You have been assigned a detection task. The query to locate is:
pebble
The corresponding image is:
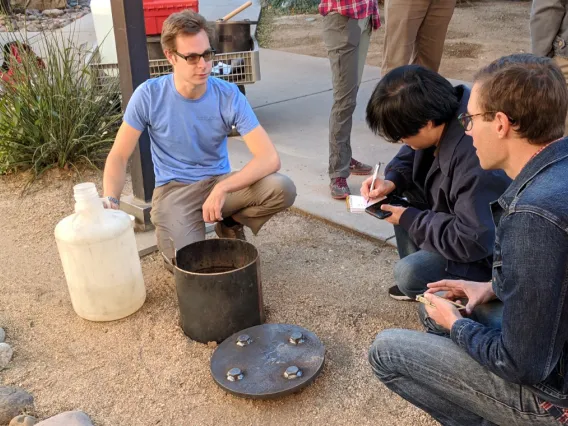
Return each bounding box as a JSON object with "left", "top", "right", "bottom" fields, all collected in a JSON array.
[
  {"left": 0, "top": 327, "right": 5, "bottom": 343},
  {"left": 0, "top": 6, "right": 90, "bottom": 32},
  {"left": 306, "top": 17, "right": 316, "bottom": 22},
  {"left": 10, "top": 415, "right": 37, "bottom": 426},
  {"left": 0, "top": 342, "right": 13, "bottom": 369},
  {"left": 35, "top": 411, "right": 93, "bottom": 426},
  {"left": 42, "top": 9, "right": 65, "bottom": 18},
  {"left": 0, "top": 387, "right": 34, "bottom": 425}
]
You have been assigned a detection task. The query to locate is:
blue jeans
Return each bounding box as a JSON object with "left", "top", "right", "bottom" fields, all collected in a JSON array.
[
  {"left": 393, "top": 225, "right": 454, "bottom": 298},
  {"left": 369, "top": 328, "right": 558, "bottom": 425}
]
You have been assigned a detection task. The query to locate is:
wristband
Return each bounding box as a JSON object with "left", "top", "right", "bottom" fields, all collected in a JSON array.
[{"left": 107, "top": 196, "right": 120, "bottom": 206}]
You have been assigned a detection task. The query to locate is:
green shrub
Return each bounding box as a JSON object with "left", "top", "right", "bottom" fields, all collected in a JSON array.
[
  {"left": 262, "top": 0, "right": 319, "bottom": 14},
  {"left": 0, "top": 29, "right": 122, "bottom": 178}
]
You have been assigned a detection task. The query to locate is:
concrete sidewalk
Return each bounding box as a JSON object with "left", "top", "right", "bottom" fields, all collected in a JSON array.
[{"left": 228, "top": 48, "right": 401, "bottom": 244}]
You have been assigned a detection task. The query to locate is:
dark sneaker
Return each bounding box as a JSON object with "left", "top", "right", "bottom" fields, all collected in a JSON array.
[
  {"left": 388, "top": 285, "right": 415, "bottom": 301},
  {"left": 349, "top": 158, "right": 373, "bottom": 175},
  {"left": 215, "top": 222, "right": 246, "bottom": 240},
  {"left": 330, "top": 177, "right": 351, "bottom": 199}
]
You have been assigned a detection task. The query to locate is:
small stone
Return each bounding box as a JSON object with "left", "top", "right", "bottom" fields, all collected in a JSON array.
[
  {"left": 0, "top": 387, "right": 34, "bottom": 425},
  {"left": 26, "top": 15, "right": 38, "bottom": 21},
  {"left": 26, "top": 9, "right": 41, "bottom": 16},
  {"left": 0, "top": 343, "right": 13, "bottom": 369},
  {"left": 27, "top": 24, "right": 40, "bottom": 31},
  {"left": 10, "top": 415, "right": 37, "bottom": 426},
  {"left": 42, "top": 9, "right": 64, "bottom": 18},
  {"left": 0, "top": 328, "right": 5, "bottom": 343},
  {"left": 306, "top": 17, "right": 316, "bottom": 22},
  {"left": 35, "top": 411, "right": 93, "bottom": 426}
]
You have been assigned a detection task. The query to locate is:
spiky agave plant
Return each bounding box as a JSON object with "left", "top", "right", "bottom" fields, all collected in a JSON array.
[{"left": 0, "top": 27, "right": 122, "bottom": 178}]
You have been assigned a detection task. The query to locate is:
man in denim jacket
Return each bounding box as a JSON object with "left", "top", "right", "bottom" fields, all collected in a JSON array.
[{"left": 369, "top": 54, "right": 568, "bottom": 424}]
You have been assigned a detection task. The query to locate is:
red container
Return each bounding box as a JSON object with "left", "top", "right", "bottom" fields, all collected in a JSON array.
[{"left": 143, "top": 0, "right": 199, "bottom": 36}]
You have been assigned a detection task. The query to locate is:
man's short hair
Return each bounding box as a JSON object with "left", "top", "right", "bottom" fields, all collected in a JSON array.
[
  {"left": 474, "top": 54, "right": 567, "bottom": 145},
  {"left": 161, "top": 9, "right": 213, "bottom": 53},
  {"left": 366, "top": 65, "right": 460, "bottom": 143}
]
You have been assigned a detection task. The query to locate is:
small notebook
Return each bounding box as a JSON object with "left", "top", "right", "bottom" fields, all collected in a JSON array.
[{"left": 346, "top": 195, "right": 372, "bottom": 213}]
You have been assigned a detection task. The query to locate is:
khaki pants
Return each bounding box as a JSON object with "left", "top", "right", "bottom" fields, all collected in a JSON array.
[
  {"left": 322, "top": 13, "right": 372, "bottom": 179},
  {"left": 381, "top": 0, "right": 456, "bottom": 75},
  {"left": 150, "top": 173, "right": 297, "bottom": 259},
  {"left": 555, "top": 56, "right": 568, "bottom": 136}
]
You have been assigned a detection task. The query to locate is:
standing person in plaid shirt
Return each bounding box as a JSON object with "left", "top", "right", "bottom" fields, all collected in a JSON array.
[
  {"left": 319, "top": 0, "right": 380, "bottom": 199},
  {"left": 381, "top": 0, "right": 455, "bottom": 75}
]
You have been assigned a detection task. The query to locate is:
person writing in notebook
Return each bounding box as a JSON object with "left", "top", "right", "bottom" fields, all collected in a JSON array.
[{"left": 361, "top": 65, "right": 510, "bottom": 301}]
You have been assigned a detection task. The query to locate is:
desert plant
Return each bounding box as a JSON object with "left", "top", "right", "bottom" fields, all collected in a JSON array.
[
  {"left": 263, "top": 0, "right": 319, "bottom": 14},
  {"left": 0, "top": 28, "right": 122, "bottom": 178}
]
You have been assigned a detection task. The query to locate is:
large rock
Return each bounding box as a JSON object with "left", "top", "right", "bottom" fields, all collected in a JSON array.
[
  {"left": 0, "top": 342, "right": 13, "bottom": 369},
  {"left": 10, "top": 0, "right": 66, "bottom": 11},
  {"left": 36, "top": 411, "right": 93, "bottom": 426},
  {"left": 0, "top": 387, "right": 34, "bottom": 425}
]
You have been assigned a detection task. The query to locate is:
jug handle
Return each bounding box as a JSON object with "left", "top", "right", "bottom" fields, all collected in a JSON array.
[{"left": 163, "top": 237, "right": 177, "bottom": 268}]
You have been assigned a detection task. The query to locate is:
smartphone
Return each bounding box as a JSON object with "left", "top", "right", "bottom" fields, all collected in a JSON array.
[{"left": 365, "top": 194, "right": 410, "bottom": 220}]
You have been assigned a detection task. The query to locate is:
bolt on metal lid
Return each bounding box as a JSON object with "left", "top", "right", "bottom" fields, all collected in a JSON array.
[{"left": 210, "top": 324, "right": 325, "bottom": 399}]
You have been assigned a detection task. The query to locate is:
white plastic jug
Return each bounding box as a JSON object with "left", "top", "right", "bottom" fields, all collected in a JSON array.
[{"left": 54, "top": 183, "right": 146, "bottom": 321}]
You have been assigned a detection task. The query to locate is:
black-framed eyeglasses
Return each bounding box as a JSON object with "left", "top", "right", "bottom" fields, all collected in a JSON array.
[
  {"left": 173, "top": 48, "right": 216, "bottom": 65},
  {"left": 458, "top": 112, "right": 515, "bottom": 131}
]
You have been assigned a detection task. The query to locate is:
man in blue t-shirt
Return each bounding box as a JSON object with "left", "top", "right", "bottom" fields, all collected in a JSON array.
[{"left": 102, "top": 10, "right": 296, "bottom": 269}]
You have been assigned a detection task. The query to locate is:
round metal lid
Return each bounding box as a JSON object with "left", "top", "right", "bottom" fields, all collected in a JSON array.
[{"left": 210, "top": 323, "right": 325, "bottom": 399}]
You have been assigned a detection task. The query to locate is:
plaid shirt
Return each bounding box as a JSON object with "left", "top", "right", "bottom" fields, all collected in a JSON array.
[
  {"left": 319, "top": 0, "right": 381, "bottom": 30},
  {"left": 540, "top": 401, "right": 568, "bottom": 424}
]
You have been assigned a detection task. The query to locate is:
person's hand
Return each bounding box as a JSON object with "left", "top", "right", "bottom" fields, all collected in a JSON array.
[
  {"left": 102, "top": 196, "right": 120, "bottom": 210},
  {"left": 426, "top": 279, "right": 495, "bottom": 315},
  {"left": 202, "top": 185, "right": 227, "bottom": 223},
  {"left": 380, "top": 204, "right": 407, "bottom": 225},
  {"left": 424, "top": 292, "right": 463, "bottom": 330},
  {"left": 360, "top": 177, "right": 395, "bottom": 200}
]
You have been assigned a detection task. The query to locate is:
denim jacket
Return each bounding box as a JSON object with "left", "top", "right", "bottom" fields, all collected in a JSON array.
[{"left": 450, "top": 138, "right": 568, "bottom": 406}]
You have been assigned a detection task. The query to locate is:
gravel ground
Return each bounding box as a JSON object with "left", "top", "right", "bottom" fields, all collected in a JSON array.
[{"left": 0, "top": 170, "right": 436, "bottom": 425}]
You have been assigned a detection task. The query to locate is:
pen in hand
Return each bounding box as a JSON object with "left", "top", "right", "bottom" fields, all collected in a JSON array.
[{"left": 367, "top": 163, "right": 382, "bottom": 202}]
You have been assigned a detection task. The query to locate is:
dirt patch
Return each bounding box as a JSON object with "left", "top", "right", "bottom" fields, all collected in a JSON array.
[
  {"left": 443, "top": 41, "right": 483, "bottom": 59},
  {"left": 0, "top": 171, "right": 436, "bottom": 425},
  {"left": 261, "top": 0, "right": 532, "bottom": 81}
]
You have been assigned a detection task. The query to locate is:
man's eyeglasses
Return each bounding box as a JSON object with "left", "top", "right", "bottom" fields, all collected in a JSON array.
[
  {"left": 458, "top": 112, "right": 515, "bottom": 131},
  {"left": 173, "top": 49, "right": 216, "bottom": 65}
]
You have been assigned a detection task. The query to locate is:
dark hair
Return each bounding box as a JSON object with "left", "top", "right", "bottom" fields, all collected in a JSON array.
[
  {"left": 366, "top": 65, "right": 460, "bottom": 142},
  {"left": 473, "top": 54, "right": 567, "bottom": 145},
  {"left": 161, "top": 9, "right": 213, "bottom": 53}
]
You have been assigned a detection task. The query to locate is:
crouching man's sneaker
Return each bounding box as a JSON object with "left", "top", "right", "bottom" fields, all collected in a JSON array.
[
  {"left": 388, "top": 285, "right": 415, "bottom": 301},
  {"left": 330, "top": 177, "right": 351, "bottom": 199},
  {"left": 215, "top": 222, "right": 246, "bottom": 240}
]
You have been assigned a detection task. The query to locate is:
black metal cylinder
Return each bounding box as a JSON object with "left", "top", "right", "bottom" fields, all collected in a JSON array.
[
  {"left": 174, "top": 239, "right": 265, "bottom": 343},
  {"left": 213, "top": 21, "right": 253, "bottom": 53}
]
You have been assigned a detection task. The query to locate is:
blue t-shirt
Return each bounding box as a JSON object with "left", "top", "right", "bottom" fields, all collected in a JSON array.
[{"left": 123, "top": 75, "right": 260, "bottom": 187}]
